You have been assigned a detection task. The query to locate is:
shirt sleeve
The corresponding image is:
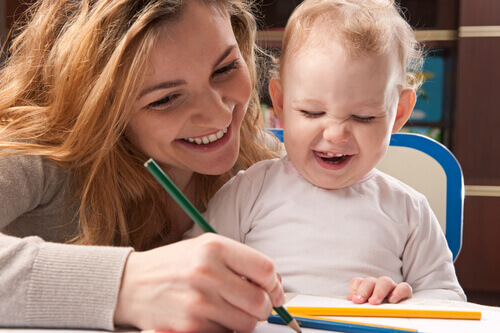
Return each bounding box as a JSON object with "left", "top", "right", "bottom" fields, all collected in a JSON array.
[
  {"left": 402, "top": 195, "right": 466, "bottom": 301},
  {"left": 0, "top": 154, "right": 133, "bottom": 329},
  {"left": 203, "top": 161, "right": 272, "bottom": 242},
  {"left": 203, "top": 171, "right": 252, "bottom": 241},
  {"left": 0, "top": 234, "right": 133, "bottom": 329}
]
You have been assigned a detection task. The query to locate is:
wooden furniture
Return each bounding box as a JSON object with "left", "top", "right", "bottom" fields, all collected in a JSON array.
[{"left": 452, "top": 0, "right": 500, "bottom": 307}]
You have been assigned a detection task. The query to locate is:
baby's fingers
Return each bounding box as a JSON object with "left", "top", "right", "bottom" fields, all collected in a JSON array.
[
  {"left": 348, "top": 277, "right": 363, "bottom": 301},
  {"left": 387, "top": 282, "right": 413, "bottom": 303},
  {"left": 368, "top": 276, "right": 397, "bottom": 305},
  {"left": 351, "top": 277, "right": 377, "bottom": 304}
]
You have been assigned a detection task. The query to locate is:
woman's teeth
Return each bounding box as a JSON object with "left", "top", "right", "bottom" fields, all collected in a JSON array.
[{"left": 184, "top": 127, "right": 228, "bottom": 145}]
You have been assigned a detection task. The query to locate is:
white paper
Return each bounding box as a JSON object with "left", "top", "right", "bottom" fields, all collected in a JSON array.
[{"left": 256, "top": 294, "right": 500, "bottom": 333}]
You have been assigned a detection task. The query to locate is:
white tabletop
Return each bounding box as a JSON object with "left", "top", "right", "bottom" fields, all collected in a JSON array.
[{"left": 1, "top": 294, "right": 499, "bottom": 333}]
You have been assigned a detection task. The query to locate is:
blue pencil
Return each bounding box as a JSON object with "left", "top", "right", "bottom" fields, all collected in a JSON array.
[{"left": 268, "top": 314, "right": 417, "bottom": 333}]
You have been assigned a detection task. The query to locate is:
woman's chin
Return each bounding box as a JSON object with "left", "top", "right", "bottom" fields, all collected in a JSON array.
[{"left": 196, "top": 153, "right": 239, "bottom": 175}]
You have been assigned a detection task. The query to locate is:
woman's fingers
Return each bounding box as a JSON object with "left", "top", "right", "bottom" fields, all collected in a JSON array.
[
  {"left": 114, "top": 233, "right": 283, "bottom": 332},
  {"left": 176, "top": 234, "right": 280, "bottom": 326},
  {"left": 202, "top": 292, "right": 261, "bottom": 333},
  {"left": 215, "top": 235, "right": 285, "bottom": 307},
  {"left": 219, "top": 274, "right": 273, "bottom": 320}
]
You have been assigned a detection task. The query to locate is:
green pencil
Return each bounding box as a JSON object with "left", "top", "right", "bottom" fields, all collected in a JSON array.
[{"left": 144, "top": 158, "right": 301, "bottom": 333}]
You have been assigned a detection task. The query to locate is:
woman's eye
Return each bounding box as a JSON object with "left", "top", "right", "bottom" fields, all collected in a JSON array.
[
  {"left": 352, "top": 115, "right": 376, "bottom": 123},
  {"left": 147, "top": 94, "right": 180, "bottom": 110},
  {"left": 300, "top": 111, "right": 324, "bottom": 118},
  {"left": 212, "top": 60, "right": 239, "bottom": 79}
]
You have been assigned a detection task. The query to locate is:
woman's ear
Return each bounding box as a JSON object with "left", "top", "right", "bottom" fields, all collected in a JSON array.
[
  {"left": 269, "top": 78, "right": 284, "bottom": 124},
  {"left": 392, "top": 88, "right": 416, "bottom": 134}
]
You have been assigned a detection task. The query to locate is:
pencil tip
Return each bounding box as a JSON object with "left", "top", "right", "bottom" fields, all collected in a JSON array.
[{"left": 289, "top": 319, "right": 301, "bottom": 333}]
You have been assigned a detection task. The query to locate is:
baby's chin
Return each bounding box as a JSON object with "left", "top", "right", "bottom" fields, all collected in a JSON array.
[{"left": 304, "top": 173, "right": 367, "bottom": 190}]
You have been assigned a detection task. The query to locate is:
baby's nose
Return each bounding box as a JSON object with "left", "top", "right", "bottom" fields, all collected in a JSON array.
[{"left": 323, "top": 122, "right": 350, "bottom": 143}]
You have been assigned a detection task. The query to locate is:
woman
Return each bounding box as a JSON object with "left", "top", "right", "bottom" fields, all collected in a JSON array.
[{"left": 0, "top": 0, "right": 283, "bottom": 332}]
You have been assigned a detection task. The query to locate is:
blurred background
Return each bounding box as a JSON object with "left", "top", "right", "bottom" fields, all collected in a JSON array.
[{"left": 1, "top": 0, "right": 499, "bottom": 306}]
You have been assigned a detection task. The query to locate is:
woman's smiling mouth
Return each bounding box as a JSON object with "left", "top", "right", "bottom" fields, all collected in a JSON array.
[{"left": 183, "top": 127, "right": 228, "bottom": 145}]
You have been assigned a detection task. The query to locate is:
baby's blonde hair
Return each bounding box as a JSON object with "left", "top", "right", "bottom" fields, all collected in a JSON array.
[
  {"left": 280, "top": 0, "right": 424, "bottom": 91},
  {"left": 0, "top": 0, "right": 277, "bottom": 250}
]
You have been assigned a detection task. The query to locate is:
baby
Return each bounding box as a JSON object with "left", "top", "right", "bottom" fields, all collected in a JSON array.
[{"left": 187, "top": 0, "right": 465, "bottom": 304}]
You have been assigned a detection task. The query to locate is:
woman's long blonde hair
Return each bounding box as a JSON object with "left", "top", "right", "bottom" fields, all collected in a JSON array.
[{"left": 0, "top": 0, "right": 277, "bottom": 250}]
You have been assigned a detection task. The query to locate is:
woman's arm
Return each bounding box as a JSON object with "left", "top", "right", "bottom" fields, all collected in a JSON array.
[
  {"left": 0, "top": 154, "right": 133, "bottom": 329},
  {"left": 0, "top": 233, "right": 132, "bottom": 329}
]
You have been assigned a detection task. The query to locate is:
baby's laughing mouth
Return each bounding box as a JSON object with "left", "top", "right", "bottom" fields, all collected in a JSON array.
[{"left": 182, "top": 127, "right": 228, "bottom": 145}]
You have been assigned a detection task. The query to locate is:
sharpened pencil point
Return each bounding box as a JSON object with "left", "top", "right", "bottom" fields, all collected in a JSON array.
[{"left": 289, "top": 318, "right": 302, "bottom": 332}]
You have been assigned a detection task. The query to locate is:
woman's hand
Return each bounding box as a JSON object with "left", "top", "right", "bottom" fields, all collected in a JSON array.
[
  {"left": 114, "top": 233, "right": 285, "bottom": 333},
  {"left": 347, "top": 276, "right": 412, "bottom": 305}
]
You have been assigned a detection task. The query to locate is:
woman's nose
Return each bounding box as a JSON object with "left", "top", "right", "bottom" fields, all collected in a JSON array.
[{"left": 191, "top": 89, "right": 233, "bottom": 129}]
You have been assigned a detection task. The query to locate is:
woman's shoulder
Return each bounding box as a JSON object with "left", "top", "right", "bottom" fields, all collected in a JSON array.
[
  {"left": 1, "top": 153, "right": 68, "bottom": 179},
  {"left": 0, "top": 153, "right": 72, "bottom": 205}
]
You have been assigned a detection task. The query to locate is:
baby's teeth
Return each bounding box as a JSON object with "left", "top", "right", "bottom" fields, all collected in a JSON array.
[
  {"left": 216, "top": 130, "right": 223, "bottom": 139},
  {"left": 194, "top": 138, "right": 202, "bottom": 144},
  {"left": 326, "top": 152, "right": 344, "bottom": 157},
  {"left": 188, "top": 138, "right": 194, "bottom": 143},
  {"left": 202, "top": 137, "right": 209, "bottom": 144}
]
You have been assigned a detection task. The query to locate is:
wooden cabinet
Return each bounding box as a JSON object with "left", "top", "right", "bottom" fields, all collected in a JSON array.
[{"left": 452, "top": 0, "right": 500, "bottom": 306}]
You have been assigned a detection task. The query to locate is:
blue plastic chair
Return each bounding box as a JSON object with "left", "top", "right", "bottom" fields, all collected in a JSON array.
[{"left": 268, "top": 129, "right": 464, "bottom": 261}]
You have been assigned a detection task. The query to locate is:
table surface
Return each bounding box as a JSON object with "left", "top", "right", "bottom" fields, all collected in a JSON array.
[
  {"left": 1, "top": 294, "right": 499, "bottom": 333},
  {"left": 256, "top": 294, "right": 500, "bottom": 333}
]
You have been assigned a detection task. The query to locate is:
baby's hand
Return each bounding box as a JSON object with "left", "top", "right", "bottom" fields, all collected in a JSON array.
[{"left": 348, "top": 276, "right": 412, "bottom": 305}]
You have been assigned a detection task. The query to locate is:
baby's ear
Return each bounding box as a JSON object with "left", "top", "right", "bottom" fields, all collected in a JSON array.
[
  {"left": 269, "top": 78, "right": 284, "bottom": 124},
  {"left": 392, "top": 88, "right": 416, "bottom": 134}
]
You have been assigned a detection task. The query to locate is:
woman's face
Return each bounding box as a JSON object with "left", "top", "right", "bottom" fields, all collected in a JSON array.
[{"left": 128, "top": 1, "right": 251, "bottom": 183}]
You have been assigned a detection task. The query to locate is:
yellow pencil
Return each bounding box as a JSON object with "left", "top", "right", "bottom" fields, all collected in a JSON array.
[{"left": 286, "top": 306, "right": 482, "bottom": 320}]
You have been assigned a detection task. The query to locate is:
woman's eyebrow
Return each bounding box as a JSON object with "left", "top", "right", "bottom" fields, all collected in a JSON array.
[
  {"left": 139, "top": 79, "right": 186, "bottom": 99},
  {"left": 139, "top": 45, "right": 237, "bottom": 99},
  {"left": 213, "top": 44, "right": 237, "bottom": 68}
]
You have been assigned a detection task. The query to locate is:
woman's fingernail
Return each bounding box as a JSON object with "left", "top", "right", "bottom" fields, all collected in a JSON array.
[{"left": 275, "top": 293, "right": 285, "bottom": 306}]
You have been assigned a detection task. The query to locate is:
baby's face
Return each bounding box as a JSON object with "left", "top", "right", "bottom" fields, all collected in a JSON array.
[{"left": 277, "top": 40, "right": 404, "bottom": 189}]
